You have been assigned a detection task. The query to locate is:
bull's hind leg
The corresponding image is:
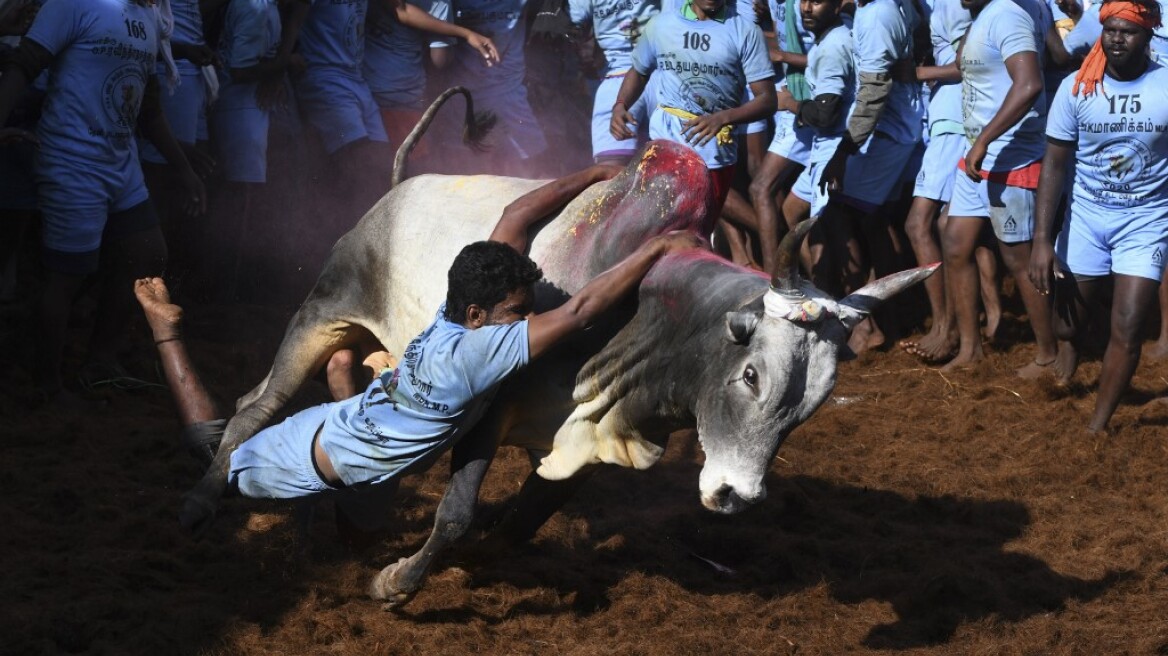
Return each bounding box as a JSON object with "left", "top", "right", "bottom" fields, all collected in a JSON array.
[
  {"left": 368, "top": 426, "right": 502, "bottom": 609},
  {"left": 178, "top": 312, "right": 370, "bottom": 536}
]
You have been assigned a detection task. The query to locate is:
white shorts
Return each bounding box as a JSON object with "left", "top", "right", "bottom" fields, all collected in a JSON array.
[
  {"left": 912, "top": 132, "right": 966, "bottom": 202},
  {"left": 948, "top": 171, "right": 1036, "bottom": 244},
  {"left": 590, "top": 72, "right": 652, "bottom": 161},
  {"left": 1056, "top": 204, "right": 1168, "bottom": 281},
  {"left": 837, "top": 135, "right": 919, "bottom": 213},
  {"left": 767, "top": 111, "right": 813, "bottom": 166},
  {"left": 790, "top": 142, "right": 837, "bottom": 218}
]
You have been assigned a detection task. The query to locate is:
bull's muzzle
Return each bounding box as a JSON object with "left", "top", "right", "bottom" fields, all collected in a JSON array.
[{"left": 701, "top": 482, "right": 767, "bottom": 514}]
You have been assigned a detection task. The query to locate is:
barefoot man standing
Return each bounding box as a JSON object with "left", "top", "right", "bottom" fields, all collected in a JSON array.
[{"left": 1030, "top": 0, "right": 1168, "bottom": 432}]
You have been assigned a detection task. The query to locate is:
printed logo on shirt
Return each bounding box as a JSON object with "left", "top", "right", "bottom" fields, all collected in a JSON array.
[
  {"left": 1090, "top": 137, "right": 1151, "bottom": 207},
  {"left": 101, "top": 65, "right": 147, "bottom": 131}
]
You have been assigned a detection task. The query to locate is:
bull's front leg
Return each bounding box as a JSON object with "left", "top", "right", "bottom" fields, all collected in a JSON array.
[{"left": 368, "top": 428, "right": 500, "bottom": 610}]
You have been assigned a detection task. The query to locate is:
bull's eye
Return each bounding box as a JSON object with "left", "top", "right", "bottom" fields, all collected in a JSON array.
[{"left": 743, "top": 365, "right": 758, "bottom": 390}]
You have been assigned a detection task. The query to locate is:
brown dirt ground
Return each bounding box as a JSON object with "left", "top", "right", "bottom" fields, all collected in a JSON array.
[{"left": 3, "top": 291, "right": 1168, "bottom": 656}]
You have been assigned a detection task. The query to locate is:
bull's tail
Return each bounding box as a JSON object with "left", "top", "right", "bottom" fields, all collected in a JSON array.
[{"left": 391, "top": 86, "right": 497, "bottom": 188}]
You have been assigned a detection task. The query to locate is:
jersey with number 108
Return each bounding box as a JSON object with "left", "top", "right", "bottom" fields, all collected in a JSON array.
[
  {"left": 630, "top": 7, "right": 772, "bottom": 168},
  {"left": 1047, "top": 63, "right": 1168, "bottom": 216}
]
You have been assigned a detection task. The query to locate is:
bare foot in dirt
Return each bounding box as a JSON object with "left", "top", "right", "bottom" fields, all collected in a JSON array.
[
  {"left": 1016, "top": 358, "right": 1056, "bottom": 379},
  {"left": 982, "top": 305, "right": 1001, "bottom": 342},
  {"left": 899, "top": 327, "right": 957, "bottom": 363},
  {"left": 940, "top": 346, "right": 984, "bottom": 372},
  {"left": 848, "top": 317, "right": 885, "bottom": 355},
  {"left": 134, "top": 277, "right": 183, "bottom": 341},
  {"left": 1052, "top": 343, "right": 1078, "bottom": 384},
  {"left": 1146, "top": 339, "right": 1168, "bottom": 360}
]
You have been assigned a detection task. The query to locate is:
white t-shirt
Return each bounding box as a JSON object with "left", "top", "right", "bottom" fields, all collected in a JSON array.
[
  {"left": 568, "top": 0, "right": 661, "bottom": 74},
  {"left": 960, "top": 0, "right": 1046, "bottom": 171}
]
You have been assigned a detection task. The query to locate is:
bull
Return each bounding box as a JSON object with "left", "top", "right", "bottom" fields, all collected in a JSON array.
[{"left": 179, "top": 89, "right": 937, "bottom": 608}]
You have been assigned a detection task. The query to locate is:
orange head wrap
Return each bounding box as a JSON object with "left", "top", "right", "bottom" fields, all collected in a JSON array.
[{"left": 1072, "top": 1, "right": 1162, "bottom": 96}]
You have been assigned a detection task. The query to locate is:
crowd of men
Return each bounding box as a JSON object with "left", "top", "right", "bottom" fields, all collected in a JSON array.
[{"left": 2, "top": 0, "right": 1168, "bottom": 439}]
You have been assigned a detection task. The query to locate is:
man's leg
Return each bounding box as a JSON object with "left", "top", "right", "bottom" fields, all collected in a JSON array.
[
  {"left": 1049, "top": 274, "right": 1102, "bottom": 385},
  {"left": 748, "top": 152, "right": 796, "bottom": 275},
  {"left": 88, "top": 214, "right": 168, "bottom": 370},
  {"left": 940, "top": 215, "right": 985, "bottom": 370},
  {"left": 999, "top": 237, "right": 1059, "bottom": 378},
  {"left": 1148, "top": 263, "right": 1168, "bottom": 359},
  {"left": 976, "top": 227, "right": 1003, "bottom": 341},
  {"left": 1090, "top": 274, "right": 1160, "bottom": 432},
  {"left": 900, "top": 195, "right": 954, "bottom": 361}
]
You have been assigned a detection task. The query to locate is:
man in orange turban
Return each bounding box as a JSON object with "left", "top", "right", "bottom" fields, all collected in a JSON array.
[{"left": 1030, "top": 0, "right": 1168, "bottom": 433}]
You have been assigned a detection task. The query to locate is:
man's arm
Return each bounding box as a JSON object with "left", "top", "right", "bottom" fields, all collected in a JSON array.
[
  {"left": 138, "top": 77, "right": 207, "bottom": 216},
  {"left": 1028, "top": 138, "right": 1072, "bottom": 295},
  {"left": 610, "top": 69, "right": 649, "bottom": 140},
  {"left": 526, "top": 231, "right": 706, "bottom": 358},
  {"left": 394, "top": 2, "right": 500, "bottom": 65},
  {"left": 963, "top": 50, "right": 1042, "bottom": 179},
  {"left": 681, "top": 78, "right": 777, "bottom": 147}
]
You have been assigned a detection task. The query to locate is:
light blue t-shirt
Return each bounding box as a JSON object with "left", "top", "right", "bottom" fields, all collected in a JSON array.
[
  {"left": 298, "top": 0, "right": 368, "bottom": 70},
  {"left": 451, "top": 0, "right": 528, "bottom": 98},
  {"left": 319, "top": 307, "right": 531, "bottom": 488},
  {"left": 960, "top": 0, "right": 1046, "bottom": 171},
  {"left": 1046, "top": 63, "right": 1168, "bottom": 217},
  {"left": 171, "top": 0, "right": 204, "bottom": 46},
  {"left": 26, "top": 0, "right": 161, "bottom": 163},
  {"left": 568, "top": 0, "right": 660, "bottom": 74},
  {"left": 630, "top": 5, "right": 773, "bottom": 168},
  {"left": 806, "top": 20, "right": 855, "bottom": 155},
  {"left": 364, "top": 0, "right": 453, "bottom": 109},
  {"left": 852, "top": 0, "right": 923, "bottom": 144},
  {"left": 926, "top": 0, "right": 969, "bottom": 134},
  {"left": 217, "top": 0, "right": 281, "bottom": 108}
]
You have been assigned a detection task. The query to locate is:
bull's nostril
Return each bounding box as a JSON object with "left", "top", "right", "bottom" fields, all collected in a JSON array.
[{"left": 712, "top": 484, "right": 733, "bottom": 503}]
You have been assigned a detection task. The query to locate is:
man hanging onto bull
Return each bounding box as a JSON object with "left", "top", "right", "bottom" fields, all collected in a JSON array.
[
  {"left": 143, "top": 230, "right": 705, "bottom": 534},
  {"left": 489, "top": 0, "right": 776, "bottom": 256}
]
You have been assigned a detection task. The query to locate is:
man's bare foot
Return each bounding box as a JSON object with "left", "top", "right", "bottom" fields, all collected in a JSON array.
[
  {"left": 848, "top": 316, "right": 885, "bottom": 355},
  {"left": 134, "top": 277, "right": 183, "bottom": 341},
  {"left": 1016, "top": 352, "right": 1060, "bottom": 380},
  {"left": 900, "top": 326, "right": 957, "bottom": 363},
  {"left": 940, "top": 346, "right": 984, "bottom": 372},
  {"left": 982, "top": 305, "right": 1001, "bottom": 341},
  {"left": 1146, "top": 339, "right": 1168, "bottom": 360},
  {"left": 1053, "top": 343, "right": 1078, "bottom": 384}
]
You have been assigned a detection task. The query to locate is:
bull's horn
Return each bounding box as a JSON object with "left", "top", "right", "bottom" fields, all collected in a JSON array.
[
  {"left": 770, "top": 218, "right": 818, "bottom": 293},
  {"left": 837, "top": 262, "right": 941, "bottom": 328}
]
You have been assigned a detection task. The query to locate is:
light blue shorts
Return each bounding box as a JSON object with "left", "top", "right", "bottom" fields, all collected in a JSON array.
[
  {"left": 912, "top": 132, "right": 966, "bottom": 202},
  {"left": 948, "top": 170, "right": 1036, "bottom": 244},
  {"left": 767, "top": 111, "right": 813, "bottom": 166},
  {"left": 35, "top": 149, "right": 150, "bottom": 253},
  {"left": 590, "top": 73, "right": 652, "bottom": 161},
  {"left": 837, "top": 135, "right": 919, "bottom": 213},
  {"left": 790, "top": 145, "right": 835, "bottom": 218},
  {"left": 229, "top": 403, "right": 335, "bottom": 499},
  {"left": 212, "top": 82, "right": 272, "bottom": 183},
  {"left": 296, "top": 66, "right": 389, "bottom": 154},
  {"left": 1055, "top": 204, "right": 1168, "bottom": 281},
  {"left": 471, "top": 84, "right": 548, "bottom": 160},
  {"left": 140, "top": 69, "right": 206, "bottom": 164}
]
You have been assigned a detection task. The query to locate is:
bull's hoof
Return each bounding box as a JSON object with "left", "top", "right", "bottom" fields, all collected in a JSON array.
[
  {"left": 368, "top": 557, "right": 419, "bottom": 611},
  {"left": 178, "top": 492, "right": 219, "bottom": 539}
]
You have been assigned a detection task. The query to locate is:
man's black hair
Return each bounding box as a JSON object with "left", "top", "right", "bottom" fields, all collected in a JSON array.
[{"left": 444, "top": 241, "right": 543, "bottom": 323}]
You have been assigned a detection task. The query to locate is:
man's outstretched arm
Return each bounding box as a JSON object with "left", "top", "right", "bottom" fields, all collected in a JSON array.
[{"left": 527, "top": 231, "right": 707, "bottom": 358}]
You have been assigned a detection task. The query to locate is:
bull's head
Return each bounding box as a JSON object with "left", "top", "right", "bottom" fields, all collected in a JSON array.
[
  {"left": 536, "top": 220, "right": 937, "bottom": 515},
  {"left": 696, "top": 220, "right": 938, "bottom": 513}
]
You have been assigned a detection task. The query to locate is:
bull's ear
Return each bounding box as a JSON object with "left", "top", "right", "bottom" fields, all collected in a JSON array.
[{"left": 724, "top": 311, "right": 761, "bottom": 344}]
